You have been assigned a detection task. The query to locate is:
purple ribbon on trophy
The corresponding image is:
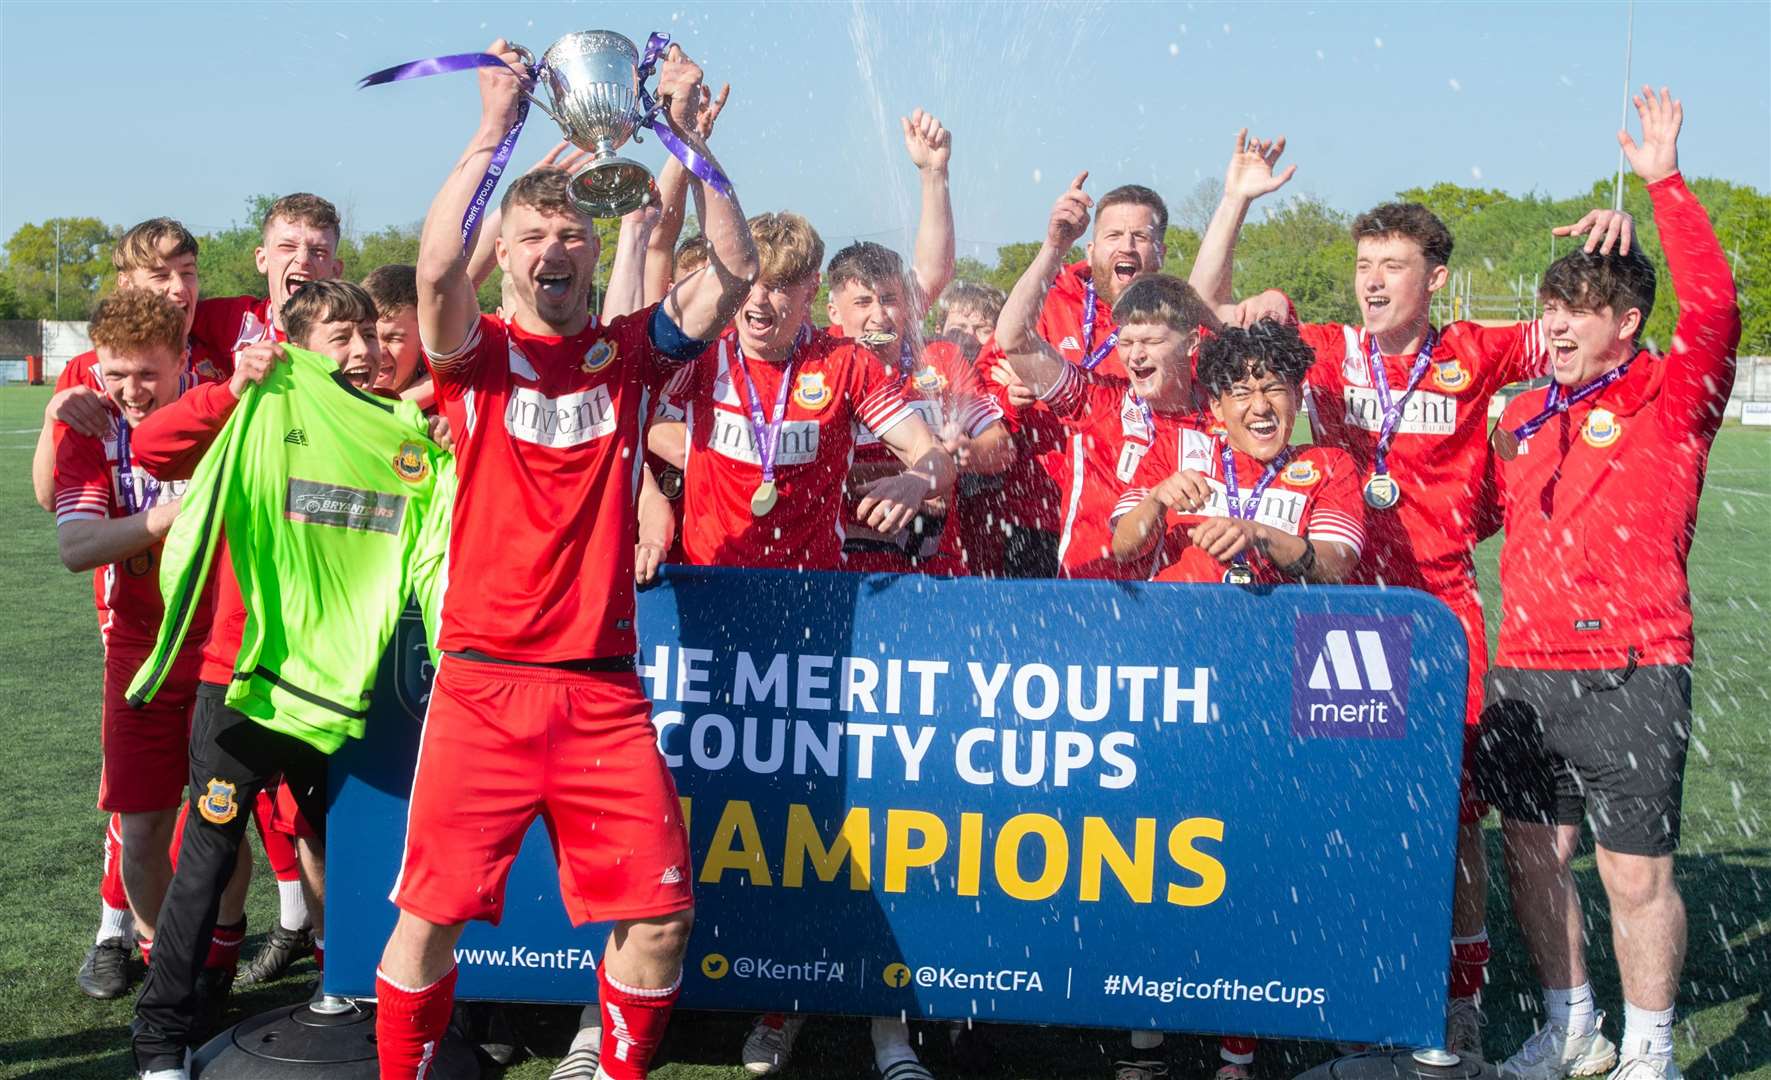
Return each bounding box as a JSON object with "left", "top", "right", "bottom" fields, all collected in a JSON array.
[
  {"left": 630, "top": 33, "right": 734, "bottom": 200},
  {"left": 357, "top": 30, "right": 731, "bottom": 239},
  {"left": 358, "top": 51, "right": 538, "bottom": 248}
]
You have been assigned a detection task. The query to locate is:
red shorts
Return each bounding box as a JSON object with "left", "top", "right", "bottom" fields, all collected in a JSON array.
[
  {"left": 270, "top": 778, "right": 320, "bottom": 841},
  {"left": 100, "top": 644, "right": 201, "bottom": 813},
  {"left": 1444, "top": 592, "right": 1491, "bottom": 825},
  {"left": 391, "top": 655, "right": 693, "bottom": 927}
]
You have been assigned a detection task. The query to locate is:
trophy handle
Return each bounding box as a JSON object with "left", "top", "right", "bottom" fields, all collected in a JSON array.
[
  {"left": 509, "top": 45, "right": 565, "bottom": 125},
  {"left": 521, "top": 87, "right": 564, "bottom": 125}
]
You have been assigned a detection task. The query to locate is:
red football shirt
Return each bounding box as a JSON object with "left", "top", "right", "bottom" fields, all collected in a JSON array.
[
  {"left": 1039, "top": 361, "right": 1212, "bottom": 580},
  {"left": 1490, "top": 173, "right": 1738, "bottom": 670},
  {"left": 973, "top": 261, "right": 1127, "bottom": 538},
  {"left": 670, "top": 327, "right": 915, "bottom": 571},
  {"left": 189, "top": 294, "right": 282, "bottom": 380},
  {"left": 1298, "top": 317, "right": 1548, "bottom": 598},
  {"left": 843, "top": 338, "right": 1004, "bottom": 574},
  {"left": 53, "top": 408, "right": 210, "bottom": 650},
  {"left": 428, "top": 309, "right": 683, "bottom": 663},
  {"left": 1115, "top": 439, "right": 1366, "bottom": 584}
]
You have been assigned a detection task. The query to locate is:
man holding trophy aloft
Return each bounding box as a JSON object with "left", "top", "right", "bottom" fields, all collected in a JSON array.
[{"left": 370, "top": 33, "right": 757, "bottom": 1080}]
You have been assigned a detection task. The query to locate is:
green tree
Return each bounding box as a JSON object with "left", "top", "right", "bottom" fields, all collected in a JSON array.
[
  {"left": 2, "top": 217, "right": 119, "bottom": 318},
  {"left": 1230, "top": 195, "right": 1360, "bottom": 325}
]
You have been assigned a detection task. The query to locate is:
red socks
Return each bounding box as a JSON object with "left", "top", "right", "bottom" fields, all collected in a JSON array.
[
  {"left": 1220, "top": 1036, "right": 1258, "bottom": 1064},
  {"left": 207, "top": 918, "right": 246, "bottom": 973},
  {"left": 1451, "top": 931, "right": 1491, "bottom": 1000},
  {"left": 254, "top": 789, "right": 303, "bottom": 881},
  {"left": 376, "top": 966, "right": 458, "bottom": 1079},
  {"left": 598, "top": 966, "right": 681, "bottom": 1079},
  {"left": 101, "top": 815, "right": 130, "bottom": 911}
]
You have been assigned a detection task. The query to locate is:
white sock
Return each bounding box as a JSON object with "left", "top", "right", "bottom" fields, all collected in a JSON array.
[
  {"left": 1544, "top": 983, "right": 1596, "bottom": 1037},
  {"left": 1129, "top": 1030, "right": 1164, "bottom": 1050},
  {"left": 277, "top": 880, "right": 310, "bottom": 932},
  {"left": 870, "top": 1015, "right": 916, "bottom": 1069},
  {"left": 1621, "top": 1001, "right": 1675, "bottom": 1060},
  {"left": 97, "top": 903, "right": 132, "bottom": 944}
]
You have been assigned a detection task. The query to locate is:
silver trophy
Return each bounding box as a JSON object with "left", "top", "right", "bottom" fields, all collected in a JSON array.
[{"left": 520, "top": 31, "right": 659, "bottom": 217}]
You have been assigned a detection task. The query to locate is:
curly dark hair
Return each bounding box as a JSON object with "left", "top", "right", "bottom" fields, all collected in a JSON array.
[
  {"left": 1195, "top": 319, "right": 1316, "bottom": 397},
  {"left": 1352, "top": 202, "right": 1454, "bottom": 268}
]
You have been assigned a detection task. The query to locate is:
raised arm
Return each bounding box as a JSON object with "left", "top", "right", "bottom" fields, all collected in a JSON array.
[
  {"left": 903, "top": 108, "right": 955, "bottom": 314},
  {"left": 656, "top": 51, "right": 757, "bottom": 343},
  {"left": 1188, "top": 130, "right": 1296, "bottom": 313},
  {"left": 418, "top": 39, "right": 528, "bottom": 360},
  {"left": 1621, "top": 87, "right": 1740, "bottom": 438},
  {"left": 996, "top": 172, "right": 1092, "bottom": 396},
  {"left": 601, "top": 203, "right": 661, "bottom": 321},
  {"left": 645, "top": 83, "right": 728, "bottom": 306}
]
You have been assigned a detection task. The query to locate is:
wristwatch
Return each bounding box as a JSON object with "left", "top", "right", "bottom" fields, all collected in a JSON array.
[{"left": 1277, "top": 539, "right": 1317, "bottom": 580}]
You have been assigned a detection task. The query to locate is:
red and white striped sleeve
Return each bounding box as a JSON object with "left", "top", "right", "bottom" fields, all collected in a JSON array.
[
  {"left": 850, "top": 347, "right": 916, "bottom": 438},
  {"left": 954, "top": 392, "right": 1004, "bottom": 438},
  {"left": 53, "top": 427, "right": 113, "bottom": 525},
  {"left": 1038, "top": 360, "right": 1087, "bottom": 419},
  {"left": 1303, "top": 449, "right": 1367, "bottom": 557}
]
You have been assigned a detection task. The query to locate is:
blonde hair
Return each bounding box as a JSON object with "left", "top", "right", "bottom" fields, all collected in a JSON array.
[
  {"left": 113, "top": 218, "right": 199, "bottom": 274},
  {"left": 749, "top": 212, "right": 824, "bottom": 287},
  {"left": 89, "top": 289, "right": 186, "bottom": 356}
]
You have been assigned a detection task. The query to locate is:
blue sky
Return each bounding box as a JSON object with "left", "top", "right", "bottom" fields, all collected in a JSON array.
[{"left": 3, "top": 1, "right": 1767, "bottom": 263}]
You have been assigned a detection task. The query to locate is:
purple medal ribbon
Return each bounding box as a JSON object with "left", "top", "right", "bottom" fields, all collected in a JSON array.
[
  {"left": 113, "top": 413, "right": 159, "bottom": 517},
  {"left": 358, "top": 51, "right": 535, "bottom": 250},
  {"left": 1221, "top": 442, "right": 1292, "bottom": 574},
  {"left": 1365, "top": 328, "right": 1439, "bottom": 478},
  {"left": 728, "top": 329, "right": 808, "bottom": 484},
  {"left": 1508, "top": 360, "right": 1634, "bottom": 445},
  {"left": 631, "top": 33, "right": 735, "bottom": 200},
  {"left": 1079, "top": 279, "right": 1120, "bottom": 371}
]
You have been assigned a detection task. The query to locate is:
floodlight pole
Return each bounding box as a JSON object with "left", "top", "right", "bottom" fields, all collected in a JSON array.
[
  {"left": 1613, "top": 1, "right": 1635, "bottom": 212},
  {"left": 54, "top": 220, "right": 62, "bottom": 318}
]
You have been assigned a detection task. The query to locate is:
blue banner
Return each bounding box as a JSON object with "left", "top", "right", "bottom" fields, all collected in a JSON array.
[{"left": 326, "top": 568, "right": 1466, "bottom": 1047}]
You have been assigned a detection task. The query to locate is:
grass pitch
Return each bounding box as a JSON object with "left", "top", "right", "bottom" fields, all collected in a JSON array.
[{"left": 0, "top": 385, "right": 1765, "bottom": 1079}]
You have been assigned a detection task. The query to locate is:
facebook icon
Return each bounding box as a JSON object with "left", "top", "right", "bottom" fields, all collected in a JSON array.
[{"left": 1292, "top": 614, "right": 1413, "bottom": 740}]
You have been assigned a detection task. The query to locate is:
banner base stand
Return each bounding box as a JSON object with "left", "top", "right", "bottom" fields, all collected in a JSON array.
[
  {"left": 192, "top": 999, "right": 479, "bottom": 1078},
  {"left": 1294, "top": 1048, "right": 1499, "bottom": 1080}
]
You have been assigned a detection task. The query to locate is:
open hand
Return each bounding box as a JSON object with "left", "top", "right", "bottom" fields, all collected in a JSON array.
[
  {"left": 1222, "top": 128, "right": 1296, "bottom": 202},
  {"left": 1553, "top": 209, "right": 1636, "bottom": 255},
  {"left": 1619, "top": 85, "right": 1681, "bottom": 186}
]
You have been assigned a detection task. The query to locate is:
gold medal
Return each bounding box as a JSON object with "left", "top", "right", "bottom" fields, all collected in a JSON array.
[
  {"left": 1363, "top": 474, "right": 1402, "bottom": 511},
  {"left": 750, "top": 480, "right": 778, "bottom": 517},
  {"left": 1491, "top": 427, "right": 1521, "bottom": 461},
  {"left": 1224, "top": 563, "right": 1255, "bottom": 586}
]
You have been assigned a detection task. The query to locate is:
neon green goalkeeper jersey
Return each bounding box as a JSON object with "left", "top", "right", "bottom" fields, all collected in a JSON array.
[{"left": 128, "top": 346, "right": 454, "bottom": 753}]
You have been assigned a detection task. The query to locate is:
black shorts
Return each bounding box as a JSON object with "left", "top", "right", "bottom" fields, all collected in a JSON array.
[{"left": 1475, "top": 663, "right": 1691, "bottom": 856}]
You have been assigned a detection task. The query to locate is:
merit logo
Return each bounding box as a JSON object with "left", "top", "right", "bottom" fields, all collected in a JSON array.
[{"left": 1292, "top": 615, "right": 1411, "bottom": 740}]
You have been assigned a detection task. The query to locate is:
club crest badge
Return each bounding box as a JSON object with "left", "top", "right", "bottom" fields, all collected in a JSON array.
[
  {"left": 198, "top": 778, "right": 238, "bottom": 825},
  {"left": 582, "top": 339, "right": 617, "bottom": 374},
  {"left": 913, "top": 367, "right": 948, "bottom": 394},
  {"left": 793, "top": 372, "right": 832, "bottom": 411},
  {"left": 125, "top": 551, "right": 154, "bottom": 577},
  {"left": 392, "top": 441, "right": 430, "bottom": 483},
  {"left": 1431, "top": 360, "right": 1471, "bottom": 392},
  {"left": 1283, "top": 459, "right": 1321, "bottom": 487},
  {"left": 1582, "top": 409, "right": 1622, "bottom": 448}
]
